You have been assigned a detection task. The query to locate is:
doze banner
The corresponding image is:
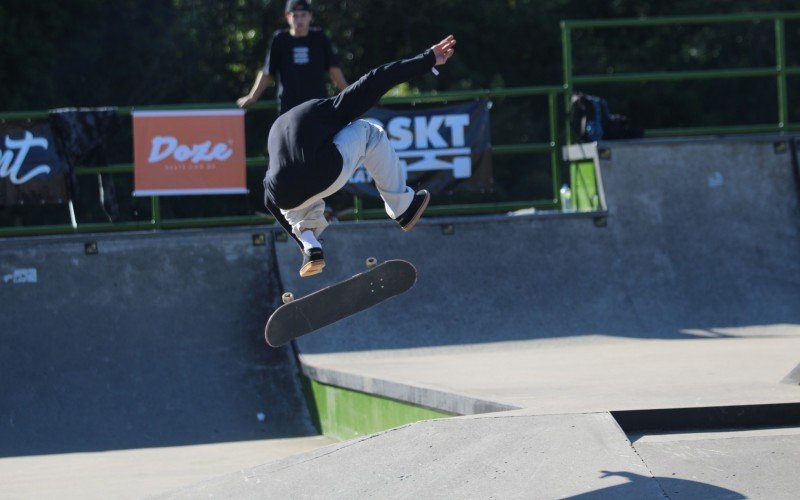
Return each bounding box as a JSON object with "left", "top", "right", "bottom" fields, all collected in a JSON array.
[
  {"left": 0, "top": 119, "right": 72, "bottom": 205},
  {"left": 345, "top": 98, "right": 493, "bottom": 198},
  {"left": 132, "top": 110, "right": 246, "bottom": 196}
]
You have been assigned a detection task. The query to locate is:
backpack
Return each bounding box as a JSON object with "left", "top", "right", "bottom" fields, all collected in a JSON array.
[{"left": 569, "top": 92, "right": 643, "bottom": 143}]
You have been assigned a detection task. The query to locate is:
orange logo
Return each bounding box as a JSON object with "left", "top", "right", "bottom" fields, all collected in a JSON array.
[{"left": 133, "top": 110, "right": 246, "bottom": 196}]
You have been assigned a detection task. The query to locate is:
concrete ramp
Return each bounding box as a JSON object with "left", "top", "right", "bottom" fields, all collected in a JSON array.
[
  {"left": 0, "top": 228, "right": 314, "bottom": 458},
  {"left": 166, "top": 410, "right": 797, "bottom": 499},
  {"left": 251, "top": 136, "right": 800, "bottom": 496},
  {"left": 274, "top": 136, "right": 800, "bottom": 355},
  {"left": 162, "top": 412, "right": 678, "bottom": 499}
]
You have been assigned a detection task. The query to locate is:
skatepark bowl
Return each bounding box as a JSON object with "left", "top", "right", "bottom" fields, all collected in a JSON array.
[{"left": 2, "top": 135, "right": 800, "bottom": 498}]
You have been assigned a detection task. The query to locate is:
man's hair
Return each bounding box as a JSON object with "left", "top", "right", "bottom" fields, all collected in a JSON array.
[{"left": 285, "top": 0, "right": 311, "bottom": 13}]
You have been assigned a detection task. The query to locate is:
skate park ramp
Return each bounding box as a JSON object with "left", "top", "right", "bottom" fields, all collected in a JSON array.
[
  {"left": 274, "top": 135, "right": 800, "bottom": 415},
  {"left": 164, "top": 411, "right": 800, "bottom": 499},
  {"left": 276, "top": 135, "right": 800, "bottom": 355},
  {"left": 170, "top": 134, "right": 800, "bottom": 498},
  {"left": 0, "top": 228, "right": 316, "bottom": 459},
  {"left": 5, "top": 135, "right": 800, "bottom": 498}
]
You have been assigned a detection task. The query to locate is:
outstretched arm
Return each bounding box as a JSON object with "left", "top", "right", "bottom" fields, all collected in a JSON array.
[{"left": 331, "top": 35, "right": 457, "bottom": 122}]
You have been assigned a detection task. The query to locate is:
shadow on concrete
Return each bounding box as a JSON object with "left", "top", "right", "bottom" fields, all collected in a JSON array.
[
  {"left": 0, "top": 229, "right": 316, "bottom": 458},
  {"left": 566, "top": 471, "right": 745, "bottom": 499}
]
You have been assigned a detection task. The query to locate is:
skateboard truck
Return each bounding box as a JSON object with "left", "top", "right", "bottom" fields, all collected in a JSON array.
[{"left": 281, "top": 258, "right": 379, "bottom": 303}]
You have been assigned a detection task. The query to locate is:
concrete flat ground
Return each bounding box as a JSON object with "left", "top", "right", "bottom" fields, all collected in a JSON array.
[
  {"left": 161, "top": 413, "right": 668, "bottom": 499},
  {"left": 631, "top": 427, "right": 800, "bottom": 499},
  {"left": 0, "top": 436, "right": 334, "bottom": 500},
  {"left": 165, "top": 413, "right": 800, "bottom": 499},
  {"left": 301, "top": 329, "right": 800, "bottom": 415}
]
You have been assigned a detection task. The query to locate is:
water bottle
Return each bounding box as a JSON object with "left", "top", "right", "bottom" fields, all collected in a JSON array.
[{"left": 560, "top": 183, "right": 573, "bottom": 212}]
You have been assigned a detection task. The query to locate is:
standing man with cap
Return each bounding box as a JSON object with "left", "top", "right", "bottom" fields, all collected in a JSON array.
[
  {"left": 264, "top": 35, "right": 457, "bottom": 277},
  {"left": 237, "top": 0, "right": 348, "bottom": 115}
]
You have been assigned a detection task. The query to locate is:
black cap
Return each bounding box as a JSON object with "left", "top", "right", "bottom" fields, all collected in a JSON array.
[{"left": 285, "top": 0, "right": 311, "bottom": 13}]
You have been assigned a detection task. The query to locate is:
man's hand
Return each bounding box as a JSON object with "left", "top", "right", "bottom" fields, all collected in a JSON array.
[
  {"left": 431, "top": 35, "right": 456, "bottom": 66},
  {"left": 236, "top": 95, "right": 256, "bottom": 108},
  {"left": 237, "top": 72, "right": 272, "bottom": 108}
]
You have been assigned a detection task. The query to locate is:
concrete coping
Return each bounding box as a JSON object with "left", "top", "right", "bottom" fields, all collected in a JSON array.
[{"left": 299, "top": 354, "right": 519, "bottom": 416}]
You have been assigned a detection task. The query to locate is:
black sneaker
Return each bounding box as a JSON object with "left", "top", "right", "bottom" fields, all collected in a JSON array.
[
  {"left": 299, "top": 247, "right": 325, "bottom": 277},
  {"left": 395, "top": 189, "right": 430, "bottom": 232}
]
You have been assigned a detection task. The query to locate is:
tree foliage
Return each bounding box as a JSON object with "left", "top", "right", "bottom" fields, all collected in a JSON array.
[{"left": 2, "top": 0, "right": 798, "bottom": 116}]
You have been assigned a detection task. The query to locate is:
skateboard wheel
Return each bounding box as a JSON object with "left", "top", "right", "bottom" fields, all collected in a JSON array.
[
  {"left": 282, "top": 292, "right": 294, "bottom": 304},
  {"left": 366, "top": 257, "right": 378, "bottom": 269}
]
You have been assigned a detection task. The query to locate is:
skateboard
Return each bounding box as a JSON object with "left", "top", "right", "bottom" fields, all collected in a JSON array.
[{"left": 265, "top": 258, "right": 417, "bottom": 347}]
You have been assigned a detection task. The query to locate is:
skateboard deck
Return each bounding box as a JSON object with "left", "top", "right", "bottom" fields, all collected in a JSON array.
[{"left": 265, "top": 259, "right": 416, "bottom": 347}]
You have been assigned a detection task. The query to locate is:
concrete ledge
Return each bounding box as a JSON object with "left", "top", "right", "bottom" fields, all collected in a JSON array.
[
  {"left": 300, "top": 355, "right": 519, "bottom": 416},
  {"left": 304, "top": 378, "right": 452, "bottom": 441}
]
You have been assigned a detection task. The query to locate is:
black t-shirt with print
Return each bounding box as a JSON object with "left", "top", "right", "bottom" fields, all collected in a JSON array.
[{"left": 264, "top": 28, "right": 340, "bottom": 114}]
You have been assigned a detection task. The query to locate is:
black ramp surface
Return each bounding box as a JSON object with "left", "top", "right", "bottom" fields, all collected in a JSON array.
[{"left": 0, "top": 228, "right": 315, "bottom": 458}]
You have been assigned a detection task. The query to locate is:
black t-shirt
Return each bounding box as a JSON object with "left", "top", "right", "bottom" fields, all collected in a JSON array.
[
  {"left": 264, "top": 28, "right": 340, "bottom": 114},
  {"left": 264, "top": 49, "right": 435, "bottom": 212}
]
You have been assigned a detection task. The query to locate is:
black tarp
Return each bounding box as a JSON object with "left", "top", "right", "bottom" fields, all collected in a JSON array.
[
  {"left": 49, "top": 107, "right": 121, "bottom": 220},
  {"left": 0, "top": 119, "right": 72, "bottom": 205},
  {"left": 344, "top": 98, "right": 493, "bottom": 199}
]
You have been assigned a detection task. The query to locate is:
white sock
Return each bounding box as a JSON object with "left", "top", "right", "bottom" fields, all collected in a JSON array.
[{"left": 299, "top": 230, "right": 321, "bottom": 252}]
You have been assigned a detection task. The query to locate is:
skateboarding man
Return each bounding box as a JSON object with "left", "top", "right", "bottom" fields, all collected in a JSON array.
[{"left": 263, "top": 35, "right": 457, "bottom": 277}]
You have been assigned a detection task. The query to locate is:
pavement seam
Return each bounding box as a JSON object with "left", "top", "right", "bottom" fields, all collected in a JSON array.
[{"left": 612, "top": 414, "right": 671, "bottom": 500}]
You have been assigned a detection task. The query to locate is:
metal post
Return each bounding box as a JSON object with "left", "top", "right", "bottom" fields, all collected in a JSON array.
[
  {"left": 353, "top": 195, "right": 362, "bottom": 221},
  {"left": 151, "top": 196, "right": 161, "bottom": 229},
  {"left": 561, "top": 22, "right": 574, "bottom": 145},
  {"left": 548, "top": 92, "right": 562, "bottom": 205},
  {"left": 775, "top": 17, "right": 788, "bottom": 131}
]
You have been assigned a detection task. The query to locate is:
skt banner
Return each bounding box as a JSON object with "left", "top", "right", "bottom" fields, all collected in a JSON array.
[
  {"left": 0, "top": 119, "right": 72, "bottom": 205},
  {"left": 132, "top": 110, "right": 246, "bottom": 196},
  {"left": 345, "top": 98, "right": 493, "bottom": 198}
]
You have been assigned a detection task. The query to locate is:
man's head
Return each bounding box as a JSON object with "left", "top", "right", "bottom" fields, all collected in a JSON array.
[{"left": 285, "top": 0, "right": 312, "bottom": 36}]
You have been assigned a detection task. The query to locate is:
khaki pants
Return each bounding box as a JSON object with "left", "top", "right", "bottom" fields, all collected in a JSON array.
[{"left": 280, "top": 119, "right": 415, "bottom": 239}]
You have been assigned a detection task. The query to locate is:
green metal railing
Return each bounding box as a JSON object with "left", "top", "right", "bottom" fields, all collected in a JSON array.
[
  {"left": 340, "top": 86, "right": 563, "bottom": 221},
  {"left": 561, "top": 11, "right": 800, "bottom": 142},
  {"left": 0, "top": 87, "right": 564, "bottom": 237},
  {"left": 4, "top": 11, "right": 799, "bottom": 237}
]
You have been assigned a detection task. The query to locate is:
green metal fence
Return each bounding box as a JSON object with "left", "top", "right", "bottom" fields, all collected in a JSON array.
[
  {"left": 0, "top": 87, "right": 563, "bottom": 237},
  {"left": 561, "top": 11, "right": 800, "bottom": 142},
  {"left": 3, "top": 11, "right": 799, "bottom": 237},
  {"left": 342, "top": 87, "right": 563, "bottom": 221}
]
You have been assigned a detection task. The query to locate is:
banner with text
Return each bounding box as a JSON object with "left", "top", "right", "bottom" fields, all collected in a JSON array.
[
  {"left": 0, "top": 119, "right": 72, "bottom": 205},
  {"left": 133, "top": 110, "right": 246, "bottom": 196},
  {"left": 345, "top": 99, "right": 493, "bottom": 198}
]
